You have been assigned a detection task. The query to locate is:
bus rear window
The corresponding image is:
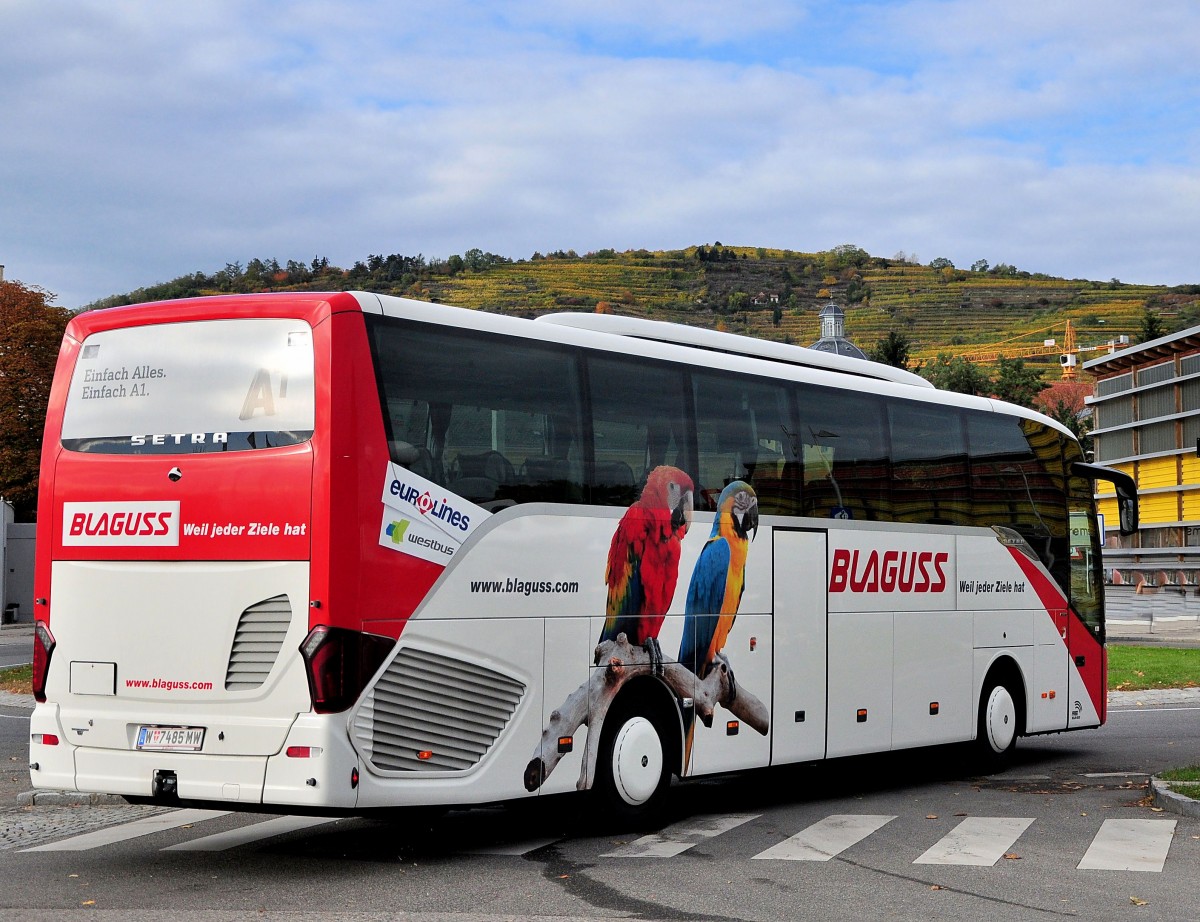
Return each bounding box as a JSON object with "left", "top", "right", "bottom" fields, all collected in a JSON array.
[{"left": 60, "top": 318, "right": 315, "bottom": 454}]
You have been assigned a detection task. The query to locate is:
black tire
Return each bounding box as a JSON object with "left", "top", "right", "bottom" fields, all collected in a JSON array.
[
  {"left": 594, "top": 701, "right": 673, "bottom": 828},
  {"left": 975, "top": 676, "right": 1019, "bottom": 769}
]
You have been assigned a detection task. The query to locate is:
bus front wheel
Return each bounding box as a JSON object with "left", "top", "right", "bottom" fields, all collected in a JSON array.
[{"left": 977, "top": 679, "right": 1018, "bottom": 765}]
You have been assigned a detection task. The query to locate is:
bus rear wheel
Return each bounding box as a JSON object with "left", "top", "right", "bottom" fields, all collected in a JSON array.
[
  {"left": 595, "top": 706, "right": 672, "bottom": 827},
  {"left": 976, "top": 679, "right": 1018, "bottom": 767}
]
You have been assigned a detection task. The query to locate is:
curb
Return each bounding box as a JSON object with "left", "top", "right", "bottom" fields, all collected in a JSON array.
[
  {"left": 16, "top": 790, "right": 129, "bottom": 807},
  {"left": 1150, "top": 776, "right": 1200, "bottom": 818}
]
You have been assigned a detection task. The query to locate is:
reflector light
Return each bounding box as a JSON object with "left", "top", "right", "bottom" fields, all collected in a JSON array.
[
  {"left": 417, "top": 750, "right": 433, "bottom": 761},
  {"left": 350, "top": 767, "right": 359, "bottom": 788},
  {"left": 726, "top": 720, "right": 740, "bottom": 735},
  {"left": 856, "top": 709, "right": 868, "bottom": 723},
  {"left": 557, "top": 736, "right": 573, "bottom": 753},
  {"left": 32, "top": 733, "right": 59, "bottom": 746},
  {"left": 929, "top": 702, "right": 940, "bottom": 715},
  {"left": 1048, "top": 690, "right": 1056, "bottom": 699},
  {"left": 286, "top": 746, "right": 323, "bottom": 758}
]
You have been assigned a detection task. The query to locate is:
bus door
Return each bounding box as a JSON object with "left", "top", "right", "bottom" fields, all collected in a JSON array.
[{"left": 771, "top": 529, "right": 827, "bottom": 764}]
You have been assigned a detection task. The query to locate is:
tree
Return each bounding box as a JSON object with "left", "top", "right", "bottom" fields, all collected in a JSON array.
[
  {"left": 992, "top": 357, "right": 1047, "bottom": 409},
  {"left": 971, "top": 259, "right": 989, "bottom": 273},
  {"left": 929, "top": 257, "right": 954, "bottom": 271},
  {"left": 0, "top": 281, "right": 72, "bottom": 520},
  {"left": 921, "top": 353, "right": 991, "bottom": 396},
  {"left": 1139, "top": 307, "right": 1166, "bottom": 342},
  {"left": 869, "top": 330, "right": 913, "bottom": 369},
  {"left": 1034, "top": 380, "right": 1094, "bottom": 454}
]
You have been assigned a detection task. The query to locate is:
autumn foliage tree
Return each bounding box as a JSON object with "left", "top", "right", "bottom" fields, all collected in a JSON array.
[
  {"left": 1034, "top": 379, "right": 1094, "bottom": 452},
  {"left": 0, "top": 281, "right": 72, "bottom": 520}
]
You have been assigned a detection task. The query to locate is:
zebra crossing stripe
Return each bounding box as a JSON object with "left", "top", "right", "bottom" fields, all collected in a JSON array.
[
  {"left": 1077, "top": 819, "right": 1177, "bottom": 872},
  {"left": 163, "top": 815, "right": 342, "bottom": 851},
  {"left": 913, "top": 816, "right": 1035, "bottom": 866},
  {"left": 21, "top": 809, "right": 230, "bottom": 852},
  {"left": 751, "top": 814, "right": 896, "bottom": 861},
  {"left": 602, "top": 813, "right": 760, "bottom": 858}
]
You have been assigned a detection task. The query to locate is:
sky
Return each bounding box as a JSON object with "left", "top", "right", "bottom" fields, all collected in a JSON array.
[{"left": 3, "top": 0, "right": 1200, "bottom": 309}]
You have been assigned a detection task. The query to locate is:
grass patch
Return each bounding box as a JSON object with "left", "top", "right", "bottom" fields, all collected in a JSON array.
[
  {"left": 1159, "top": 769, "right": 1200, "bottom": 800},
  {"left": 1107, "top": 646, "right": 1200, "bottom": 691},
  {"left": 1160, "top": 766, "right": 1200, "bottom": 784},
  {"left": 0, "top": 663, "right": 32, "bottom": 696}
]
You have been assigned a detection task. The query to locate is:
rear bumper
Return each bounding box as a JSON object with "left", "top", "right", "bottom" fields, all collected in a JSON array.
[{"left": 29, "top": 705, "right": 362, "bottom": 810}]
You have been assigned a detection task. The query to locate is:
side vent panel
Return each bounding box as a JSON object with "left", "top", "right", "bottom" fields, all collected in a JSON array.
[
  {"left": 355, "top": 647, "right": 525, "bottom": 772},
  {"left": 224, "top": 595, "right": 292, "bottom": 691}
]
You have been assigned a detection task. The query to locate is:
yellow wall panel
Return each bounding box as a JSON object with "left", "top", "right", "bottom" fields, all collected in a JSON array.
[
  {"left": 1182, "top": 489, "right": 1200, "bottom": 521},
  {"left": 1139, "top": 493, "right": 1179, "bottom": 523},
  {"left": 1138, "top": 457, "right": 1179, "bottom": 490},
  {"left": 1182, "top": 455, "right": 1200, "bottom": 486}
]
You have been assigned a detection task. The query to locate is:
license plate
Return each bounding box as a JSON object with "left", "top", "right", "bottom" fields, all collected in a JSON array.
[{"left": 135, "top": 725, "right": 205, "bottom": 751}]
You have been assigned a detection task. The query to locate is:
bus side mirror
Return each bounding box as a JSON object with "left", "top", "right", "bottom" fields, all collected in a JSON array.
[{"left": 1072, "top": 462, "right": 1139, "bottom": 536}]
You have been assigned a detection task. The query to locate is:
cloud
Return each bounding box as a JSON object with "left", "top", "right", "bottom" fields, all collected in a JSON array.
[{"left": 2, "top": 0, "right": 1199, "bottom": 307}]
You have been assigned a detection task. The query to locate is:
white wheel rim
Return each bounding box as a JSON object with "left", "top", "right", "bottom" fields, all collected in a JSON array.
[
  {"left": 611, "top": 716, "right": 663, "bottom": 806},
  {"left": 985, "top": 685, "right": 1016, "bottom": 753}
]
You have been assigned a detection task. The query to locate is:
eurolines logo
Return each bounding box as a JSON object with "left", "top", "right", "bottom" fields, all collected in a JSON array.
[{"left": 388, "top": 477, "right": 472, "bottom": 532}]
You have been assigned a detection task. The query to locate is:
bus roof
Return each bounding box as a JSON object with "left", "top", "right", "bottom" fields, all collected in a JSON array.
[{"left": 536, "top": 311, "right": 934, "bottom": 389}]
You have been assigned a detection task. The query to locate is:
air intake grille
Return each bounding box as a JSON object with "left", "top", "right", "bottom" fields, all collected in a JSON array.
[
  {"left": 355, "top": 647, "right": 525, "bottom": 772},
  {"left": 224, "top": 595, "right": 292, "bottom": 690}
]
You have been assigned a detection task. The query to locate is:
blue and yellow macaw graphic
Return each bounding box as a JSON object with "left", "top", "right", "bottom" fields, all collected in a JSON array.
[{"left": 677, "top": 480, "right": 759, "bottom": 766}]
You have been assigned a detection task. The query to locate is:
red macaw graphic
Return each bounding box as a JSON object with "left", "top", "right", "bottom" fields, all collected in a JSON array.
[{"left": 600, "top": 465, "right": 695, "bottom": 675}]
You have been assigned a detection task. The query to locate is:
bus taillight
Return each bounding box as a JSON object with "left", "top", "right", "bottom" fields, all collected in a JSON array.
[
  {"left": 32, "top": 621, "right": 55, "bottom": 704},
  {"left": 299, "top": 625, "right": 395, "bottom": 714}
]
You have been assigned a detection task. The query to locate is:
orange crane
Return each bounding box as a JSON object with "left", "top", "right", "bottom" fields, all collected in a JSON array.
[{"left": 959, "top": 321, "right": 1130, "bottom": 380}]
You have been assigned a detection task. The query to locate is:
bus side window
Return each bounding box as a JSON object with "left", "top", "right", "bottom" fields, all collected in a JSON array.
[
  {"left": 367, "top": 317, "right": 586, "bottom": 507},
  {"left": 587, "top": 356, "right": 690, "bottom": 506},
  {"left": 889, "top": 402, "right": 969, "bottom": 526},
  {"left": 796, "top": 386, "right": 889, "bottom": 521},
  {"left": 692, "top": 371, "right": 799, "bottom": 514}
]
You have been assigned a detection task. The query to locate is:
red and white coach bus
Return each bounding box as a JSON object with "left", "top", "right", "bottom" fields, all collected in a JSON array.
[{"left": 29, "top": 291, "right": 1137, "bottom": 819}]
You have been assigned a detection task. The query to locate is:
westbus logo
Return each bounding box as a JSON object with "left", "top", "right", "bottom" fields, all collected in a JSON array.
[
  {"left": 828, "top": 548, "right": 949, "bottom": 594},
  {"left": 388, "top": 478, "right": 472, "bottom": 531},
  {"left": 62, "top": 501, "right": 180, "bottom": 547}
]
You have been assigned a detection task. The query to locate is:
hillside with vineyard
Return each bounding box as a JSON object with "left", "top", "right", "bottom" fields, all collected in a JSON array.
[{"left": 86, "top": 243, "right": 1200, "bottom": 381}]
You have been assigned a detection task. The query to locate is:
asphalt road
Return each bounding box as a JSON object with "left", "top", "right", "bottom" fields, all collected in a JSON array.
[
  {"left": 1, "top": 699, "right": 1198, "bottom": 921},
  {"left": 0, "top": 641, "right": 31, "bottom": 670}
]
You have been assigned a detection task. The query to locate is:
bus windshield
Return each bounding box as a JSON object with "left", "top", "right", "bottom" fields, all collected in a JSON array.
[{"left": 60, "top": 318, "right": 315, "bottom": 454}]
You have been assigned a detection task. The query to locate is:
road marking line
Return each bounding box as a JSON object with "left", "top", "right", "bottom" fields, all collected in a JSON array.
[
  {"left": 1083, "top": 772, "right": 1148, "bottom": 778},
  {"left": 602, "top": 813, "right": 759, "bottom": 858},
  {"left": 752, "top": 814, "right": 897, "bottom": 861},
  {"left": 1078, "top": 819, "right": 1177, "bottom": 872},
  {"left": 163, "top": 815, "right": 341, "bottom": 851},
  {"left": 22, "top": 809, "right": 229, "bottom": 852},
  {"left": 914, "top": 816, "right": 1034, "bottom": 866}
]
